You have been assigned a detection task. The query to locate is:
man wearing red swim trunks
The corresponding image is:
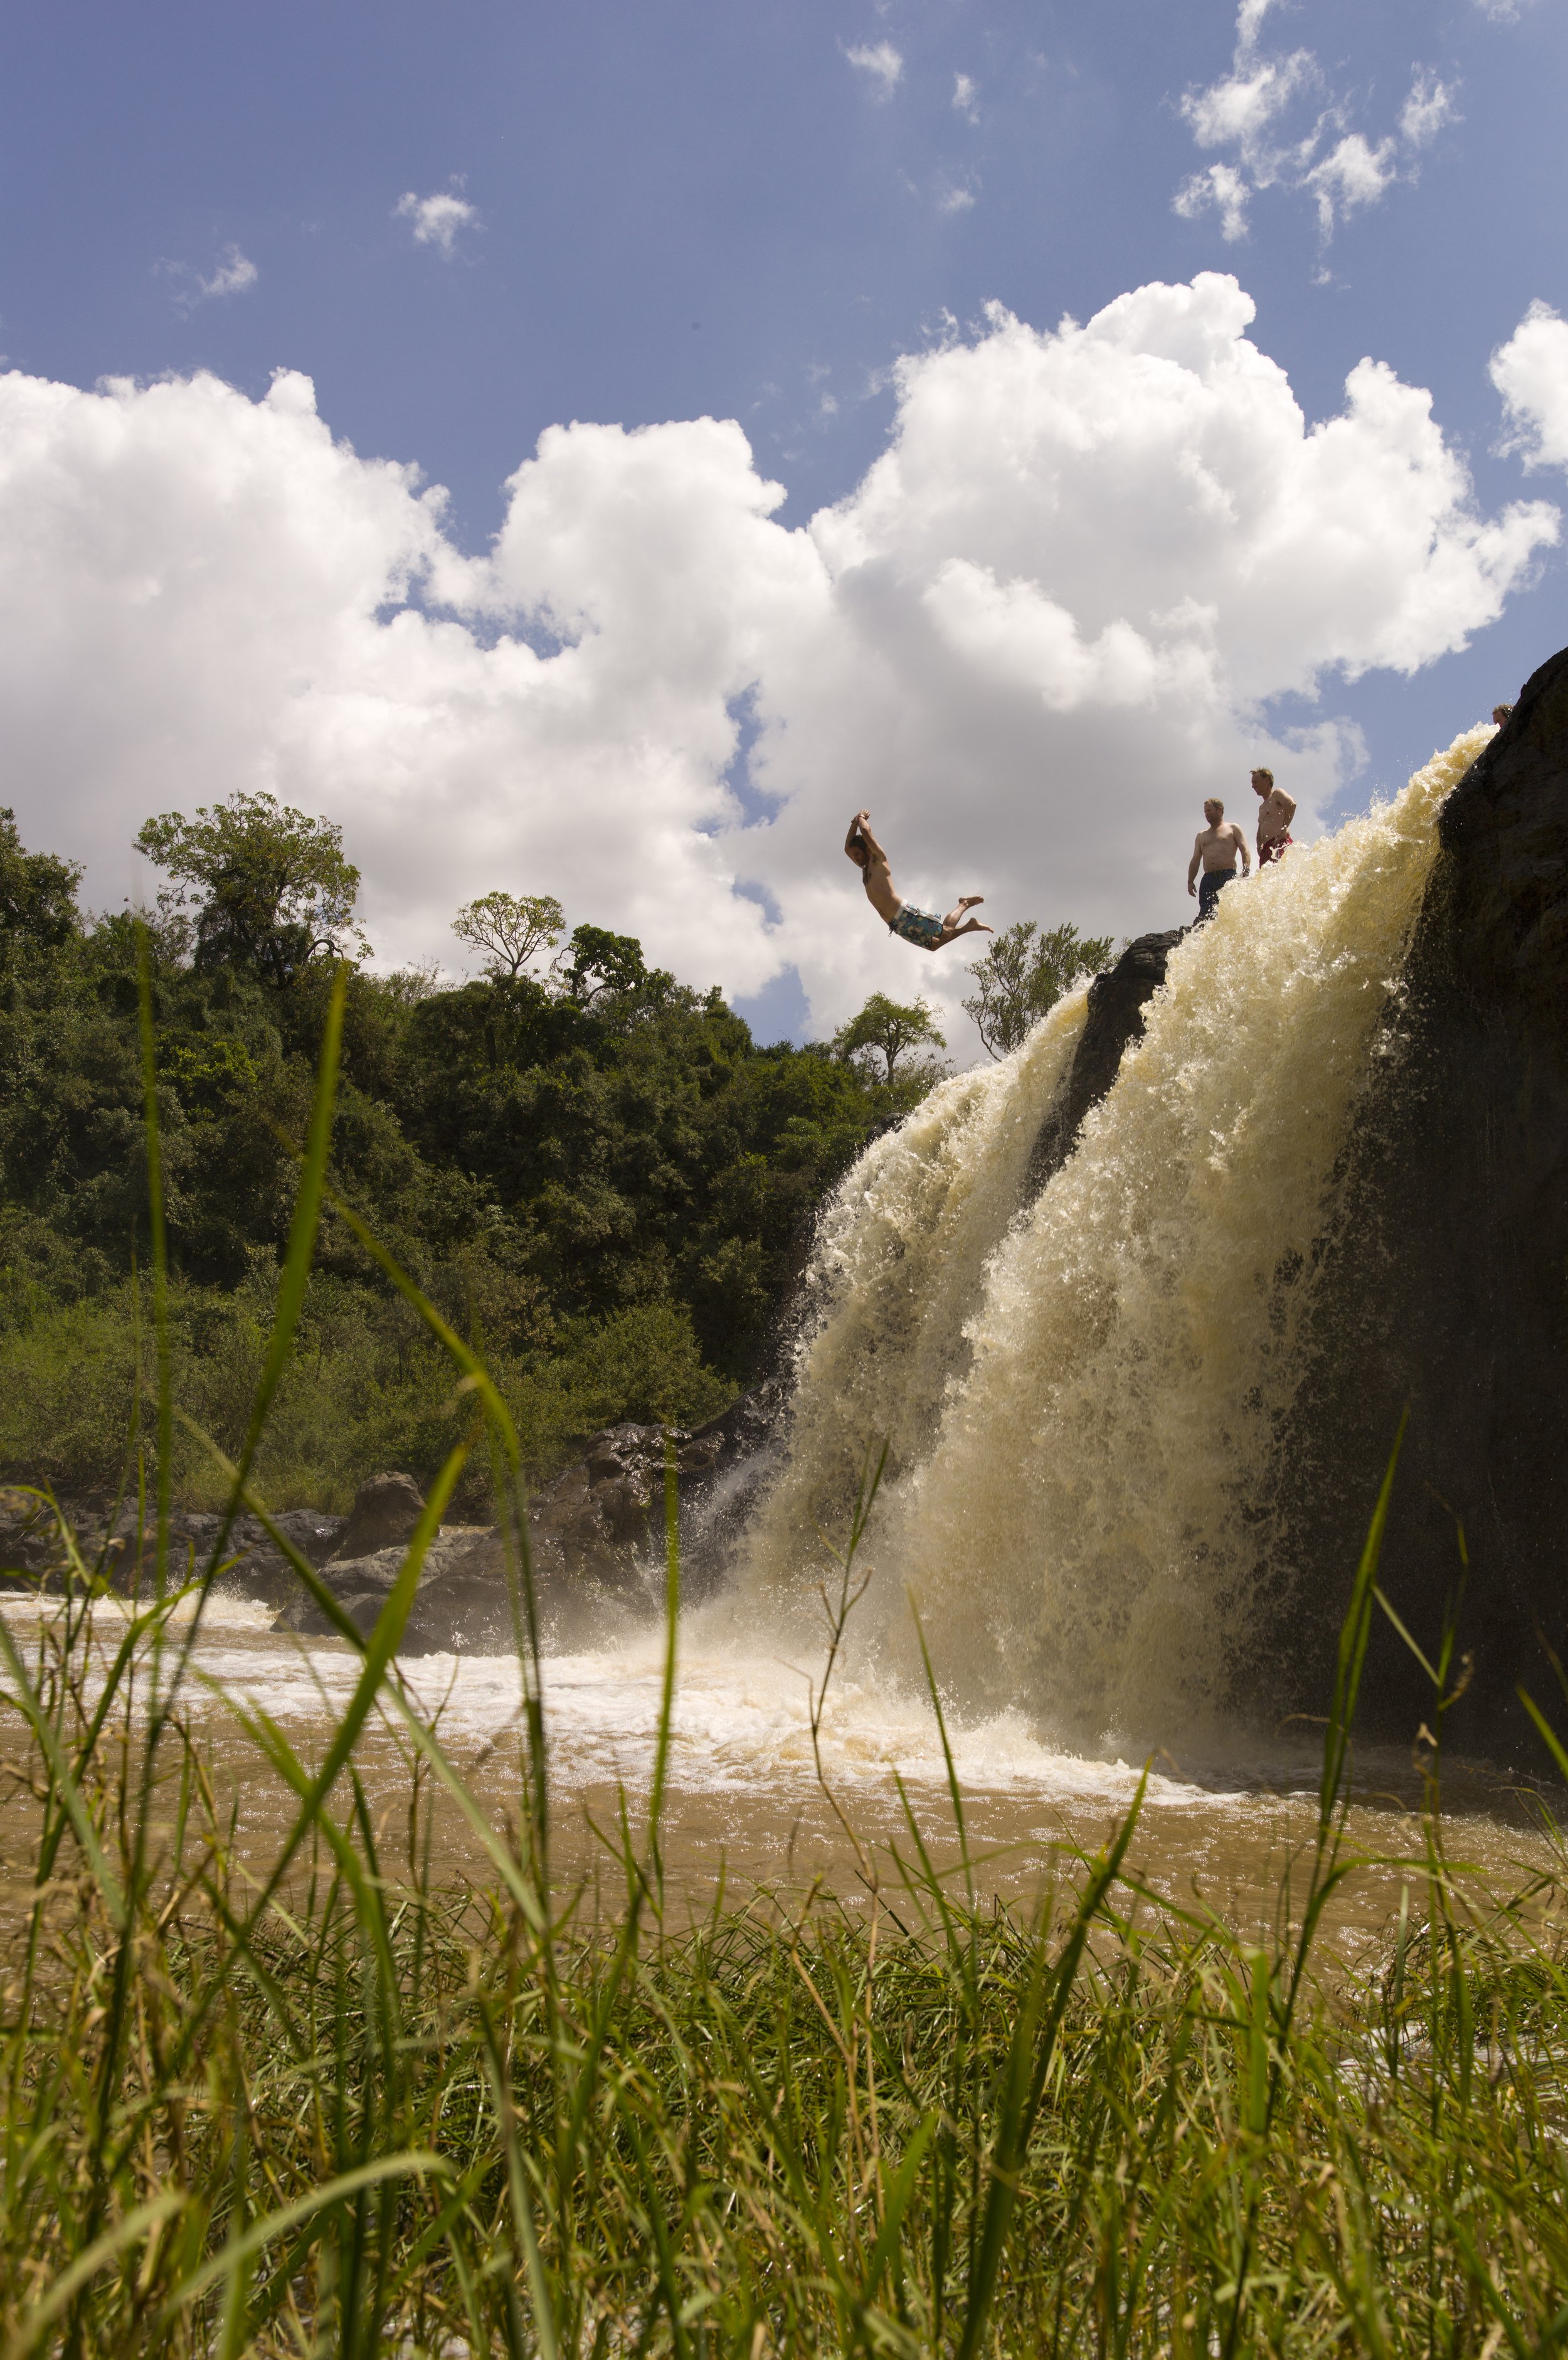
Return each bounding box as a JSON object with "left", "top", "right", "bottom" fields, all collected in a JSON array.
[{"left": 1251, "top": 766, "right": 1296, "bottom": 867}]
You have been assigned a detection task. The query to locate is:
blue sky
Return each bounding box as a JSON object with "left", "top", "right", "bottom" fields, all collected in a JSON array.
[{"left": 3, "top": 0, "right": 1565, "bottom": 1043}]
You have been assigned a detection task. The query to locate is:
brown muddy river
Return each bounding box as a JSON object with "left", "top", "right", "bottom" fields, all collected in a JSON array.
[{"left": 4, "top": 1591, "right": 1560, "bottom": 1954}]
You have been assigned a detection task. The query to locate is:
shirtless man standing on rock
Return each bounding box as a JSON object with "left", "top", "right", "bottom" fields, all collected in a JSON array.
[
  {"left": 1251, "top": 767, "right": 1296, "bottom": 867},
  {"left": 1187, "top": 799, "right": 1251, "bottom": 922},
  {"left": 844, "top": 811, "right": 992, "bottom": 952}
]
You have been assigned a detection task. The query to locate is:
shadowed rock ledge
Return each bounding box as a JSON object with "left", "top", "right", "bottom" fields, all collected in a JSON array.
[
  {"left": 1025, "top": 928, "right": 1187, "bottom": 1197},
  {"left": 1267, "top": 646, "right": 1568, "bottom": 1753}
]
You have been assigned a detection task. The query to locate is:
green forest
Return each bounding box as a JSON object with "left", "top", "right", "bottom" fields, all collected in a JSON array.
[{"left": 0, "top": 789, "right": 1110, "bottom": 1509}]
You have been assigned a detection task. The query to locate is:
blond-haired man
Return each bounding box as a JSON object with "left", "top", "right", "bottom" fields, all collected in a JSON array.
[{"left": 1251, "top": 767, "right": 1296, "bottom": 867}]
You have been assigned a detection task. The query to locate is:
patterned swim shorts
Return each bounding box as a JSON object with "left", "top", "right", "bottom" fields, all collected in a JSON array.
[{"left": 889, "top": 901, "right": 945, "bottom": 949}]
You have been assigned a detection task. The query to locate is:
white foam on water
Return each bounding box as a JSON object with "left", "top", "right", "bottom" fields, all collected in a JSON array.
[
  {"left": 0, "top": 1594, "right": 1232, "bottom": 1809},
  {"left": 196, "top": 1628, "right": 1220, "bottom": 1804}
]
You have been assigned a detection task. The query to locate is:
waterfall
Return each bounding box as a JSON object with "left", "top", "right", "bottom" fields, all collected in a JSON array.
[{"left": 729, "top": 725, "right": 1494, "bottom": 1751}]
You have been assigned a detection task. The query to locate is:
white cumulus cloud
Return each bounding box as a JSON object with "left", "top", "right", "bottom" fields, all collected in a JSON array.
[
  {"left": 1179, "top": 49, "right": 1316, "bottom": 163},
  {"left": 0, "top": 275, "right": 1554, "bottom": 1049},
  {"left": 395, "top": 186, "right": 478, "bottom": 257},
  {"left": 844, "top": 41, "right": 903, "bottom": 97},
  {"left": 161, "top": 243, "right": 258, "bottom": 314},
  {"left": 953, "top": 72, "right": 979, "bottom": 122},
  {"left": 1174, "top": 2, "right": 1459, "bottom": 251},
  {"left": 1492, "top": 301, "right": 1568, "bottom": 471},
  {"left": 1173, "top": 162, "right": 1251, "bottom": 242},
  {"left": 1303, "top": 132, "right": 1399, "bottom": 238},
  {"left": 1401, "top": 68, "right": 1459, "bottom": 147}
]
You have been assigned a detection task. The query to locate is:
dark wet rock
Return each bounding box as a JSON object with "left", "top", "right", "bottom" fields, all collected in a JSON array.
[
  {"left": 399, "top": 1572, "right": 517, "bottom": 1657},
  {"left": 274, "top": 1531, "right": 488, "bottom": 1630},
  {"left": 1025, "top": 929, "right": 1187, "bottom": 1196},
  {"left": 328, "top": 1471, "right": 425, "bottom": 1563},
  {"left": 1274, "top": 648, "right": 1568, "bottom": 1753},
  {"left": 263, "top": 1382, "right": 788, "bottom": 1652},
  {"left": 526, "top": 1381, "right": 787, "bottom": 1602},
  {"left": 0, "top": 1495, "right": 347, "bottom": 1602}
]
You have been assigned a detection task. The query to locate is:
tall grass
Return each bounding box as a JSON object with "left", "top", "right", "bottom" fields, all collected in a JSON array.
[{"left": 3, "top": 953, "right": 1568, "bottom": 2356}]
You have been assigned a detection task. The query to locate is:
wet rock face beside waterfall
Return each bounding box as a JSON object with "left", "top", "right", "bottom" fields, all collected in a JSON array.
[
  {"left": 1273, "top": 646, "right": 1568, "bottom": 1752},
  {"left": 1026, "top": 929, "right": 1187, "bottom": 1196}
]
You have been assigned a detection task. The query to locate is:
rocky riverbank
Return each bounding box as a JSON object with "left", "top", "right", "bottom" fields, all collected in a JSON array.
[{"left": 0, "top": 1380, "right": 785, "bottom": 1654}]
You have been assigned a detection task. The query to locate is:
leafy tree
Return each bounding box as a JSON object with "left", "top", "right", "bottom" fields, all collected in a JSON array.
[
  {"left": 135, "top": 791, "right": 364, "bottom": 987},
  {"left": 0, "top": 808, "right": 82, "bottom": 964},
  {"left": 560, "top": 923, "right": 661, "bottom": 1007},
  {"left": 0, "top": 797, "right": 958, "bottom": 1489},
  {"left": 452, "top": 890, "right": 564, "bottom": 978},
  {"left": 832, "top": 992, "right": 946, "bottom": 1085},
  {"left": 962, "top": 920, "right": 1115, "bottom": 1060}
]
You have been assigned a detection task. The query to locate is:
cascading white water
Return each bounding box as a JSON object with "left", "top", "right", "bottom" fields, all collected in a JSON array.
[
  {"left": 734, "top": 987, "right": 1089, "bottom": 1600},
  {"left": 731, "top": 725, "right": 1494, "bottom": 1751}
]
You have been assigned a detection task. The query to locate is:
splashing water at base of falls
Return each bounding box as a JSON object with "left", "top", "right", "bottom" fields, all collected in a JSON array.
[{"left": 731, "top": 725, "right": 1495, "bottom": 1753}]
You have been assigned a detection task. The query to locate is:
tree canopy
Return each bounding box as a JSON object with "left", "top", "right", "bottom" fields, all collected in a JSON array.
[
  {"left": 0, "top": 807, "right": 948, "bottom": 1503},
  {"left": 0, "top": 808, "right": 82, "bottom": 966},
  {"left": 452, "top": 890, "right": 564, "bottom": 978},
  {"left": 962, "top": 920, "right": 1116, "bottom": 1060},
  {"left": 135, "top": 791, "right": 364, "bottom": 988},
  {"left": 832, "top": 992, "right": 946, "bottom": 1085}
]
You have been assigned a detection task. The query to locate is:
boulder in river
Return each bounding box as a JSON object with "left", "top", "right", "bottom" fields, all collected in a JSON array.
[
  {"left": 273, "top": 1530, "right": 516, "bottom": 1654},
  {"left": 327, "top": 1470, "right": 426, "bottom": 1563},
  {"left": 266, "top": 1380, "right": 788, "bottom": 1654}
]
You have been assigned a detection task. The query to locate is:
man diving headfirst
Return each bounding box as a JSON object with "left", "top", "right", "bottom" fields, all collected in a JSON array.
[{"left": 844, "top": 811, "right": 992, "bottom": 952}]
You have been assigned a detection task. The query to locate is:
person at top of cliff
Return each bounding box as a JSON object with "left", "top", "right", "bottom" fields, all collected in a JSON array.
[
  {"left": 844, "top": 810, "right": 992, "bottom": 952},
  {"left": 1493, "top": 703, "right": 1514, "bottom": 726},
  {"left": 1251, "top": 767, "right": 1296, "bottom": 868},
  {"left": 1187, "top": 797, "right": 1251, "bottom": 923}
]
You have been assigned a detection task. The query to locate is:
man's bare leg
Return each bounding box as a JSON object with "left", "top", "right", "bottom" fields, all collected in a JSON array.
[{"left": 938, "top": 895, "right": 992, "bottom": 945}]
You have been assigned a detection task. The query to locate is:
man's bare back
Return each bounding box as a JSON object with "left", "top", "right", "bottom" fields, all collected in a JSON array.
[
  {"left": 1251, "top": 767, "right": 1296, "bottom": 866},
  {"left": 844, "top": 811, "right": 992, "bottom": 953}
]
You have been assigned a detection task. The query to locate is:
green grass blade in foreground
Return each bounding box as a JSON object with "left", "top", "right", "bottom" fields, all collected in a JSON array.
[
  {"left": 122, "top": 1438, "right": 472, "bottom": 2150},
  {"left": 909, "top": 1597, "right": 975, "bottom": 1910},
  {"left": 1518, "top": 1688, "right": 1568, "bottom": 1787},
  {"left": 958, "top": 1766, "right": 1149, "bottom": 2360},
  {"left": 241, "top": 1437, "right": 467, "bottom": 1922},
  {"left": 179, "top": 1420, "right": 551, "bottom": 1935},
  {"left": 1316, "top": 1408, "right": 1408, "bottom": 1851},
  {"left": 0, "top": 1617, "right": 127, "bottom": 1932},
  {"left": 149, "top": 2155, "right": 452, "bottom": 2340},
  {"left": 141, "top": 959, "right": 347, "bottom": 1695},
  {"left": 1283, "top": 1409, "right": 1409, "bottom": 2043},
  {"left": 135, "top": 931, "right": 173, "bottom": 1598},
  {"left": 644, "top": 1425, "right": 682, "bottom": 1895},
  {"left": 3, "top": 2192, "right": 188, "bottom": 2360},
  {"left": 238, "top": 962, "right": 347, "bottom": 1484}
]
